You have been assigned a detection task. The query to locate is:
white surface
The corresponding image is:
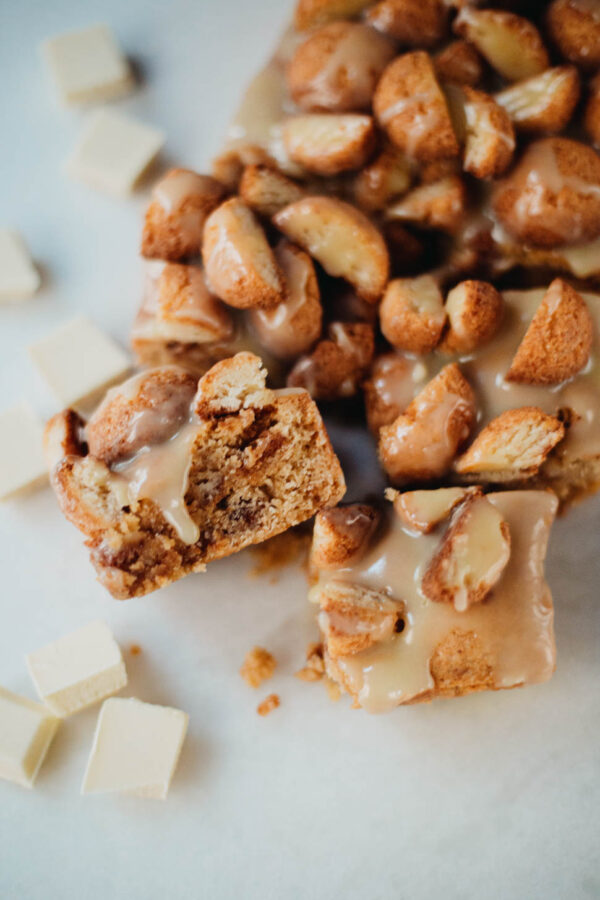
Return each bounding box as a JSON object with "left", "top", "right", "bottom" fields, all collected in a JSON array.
[
  {"left": 82, "top": 697, "right": 189, "bottom": 798},
  {"left": 0, "top": 0, "right": 599, "bottom": 897},
  {"left": 26, "top": 620, "right": 127, "bottom": 716}
]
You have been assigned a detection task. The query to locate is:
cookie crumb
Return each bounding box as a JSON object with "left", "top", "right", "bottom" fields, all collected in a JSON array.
[
  {"left": 240, "top": 646, "right": 276, "bottom": 688},
  {"left": 257, "top": 693, "right": 280, "bottom": 716},
  {"left": 130, "top": 644, "right": 142, "bottom": 656},
  {"left": 295, "top": 641, "right": 325, "bottom": 681}
]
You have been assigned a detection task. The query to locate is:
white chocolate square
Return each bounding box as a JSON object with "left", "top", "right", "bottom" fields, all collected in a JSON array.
[
  {"left": 82, "top": 698, "right": 188, "bottom": 799},
  {"left": 0, "top": 687, "right": 59, "bottom": 789},
  {"left": 29, "top": 315, "right": 131, "bottom": 408},
  {"left": 0, "top": 404, "right": 48, "bottom": 501},
  {"left": 26, "top": 621, "right": 127, "bottom": 717},
  {"left": 66, "top": 109, "right": 165, "bottom": 196},
  {"left": 42, "top": 24, "right": 133, "bottom": 106},
  {"left": 0, "top": 230, "right": 40, "bottom": 302}
]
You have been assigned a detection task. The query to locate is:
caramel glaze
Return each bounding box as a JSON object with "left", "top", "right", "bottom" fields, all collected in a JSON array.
[
  {"left": 314, "top": 491, "right": 557, "bottom": 712},
  {"left": 372, "top": 288, "right": 600, "bottom": 466}
]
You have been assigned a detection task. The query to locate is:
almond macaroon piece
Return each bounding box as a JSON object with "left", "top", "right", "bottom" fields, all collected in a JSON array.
[
  {"left": 495, "top": 66, "right": 580, "bottom": 136},
  {"left": 380, "top": 275, "right": 446, "bottom": 354},
  {"left": 547, "top": 0, "right": 600, "bottom": 69},
  {"left": 47, "top": 354, "right": 346, "bottom": 599},
  {"left": 461, "top": 86, "right": 515, "bottom": 180},
  {"left": 386, "top": 176, "right": 466, "bottom": 234},
  {"left": 273, "top": 196, "right": 389, "bottom": 303},
  {"left": 202, "top": 198, "right": 285, "bottom": 309},
  {"left": 454, "top": 407, "right": 566, "bottom": 481},
  {"left": 287, "top": 322, "right": 375, "bottom": 400},
  {"left": 387, "top": 485, "right": 475, "bottom": 533},
  {"left": 239, "top": 164, "right": 305, "bottom": 218},
  {"left": 318, "top": 581, "right": 405, "bottom": 657},
  {"left": 131, "top": 262, "right": 235, "bottom": 376},
  {"left": 365, "top": 0, "right": 448, "bottom": 47},
  {"left": 492, "top": 138, "right": 600, "bottom": 249},
  {"left": 141, "top": 169, "right": 227, "bottom": 261},
  {"left": 282, "top": 114, "right": 376, "bottom": 176},
  {"left": 352, "top": 146, "right": 412, "bottom": 213},
  {"left": 507, "top": 279, "right": 594, "bottom": 385},
  {"left": 311, "top": 504, "right": 380, "bottom": 570},
  {"left": 373, "top": 52, "right": 460, "bottom": 162},
  {"left": 421, "top": 493, "right": 511, "bottom": 612},
  {"left": 287, "top": 22, "right": 395, "bottom": 113},
  {"left": 453, "top": 8, "right": 549, "bottom": 82},
  {"left": 247, "top": 241, "right": 322, "bottom": 360},
  {"left": 434, "top": 40, "right": 484, "bottom": 87},
  {"left": 440, "top": 280, "right": 504, "bottom": 354},
  {"left": 294, "top": 0, "right": 375, "bottom": 31},
  {"left": 86, "top": 367, "right": 198, "bottom": 466},
  {"left": 378, "top": 363, "right": 476, "bottom": 483}
]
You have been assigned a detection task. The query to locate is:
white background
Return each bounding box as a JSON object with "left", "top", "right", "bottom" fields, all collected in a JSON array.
[{"left": 1, "top": 1, "right": 599, "bottom": 898}]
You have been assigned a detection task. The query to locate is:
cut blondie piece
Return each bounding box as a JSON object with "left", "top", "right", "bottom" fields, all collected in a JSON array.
[
  {"left": 310, "top": 489, "right": 557, "bottom": 712},
  {"left": 45, "top": 354, "right": 345, "bottom": 599},
  {"left": 365, "top": 280, "right": 600, "bottom": 504}
]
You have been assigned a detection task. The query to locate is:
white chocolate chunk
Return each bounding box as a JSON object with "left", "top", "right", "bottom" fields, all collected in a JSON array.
[
  {"left": 0, "top": 404, "right": 48, "bottom": 500},
  {"left": 29, "top": 315, "right": 131, "bottom": 408},
  {"left": 0, "top": 230, "right": 40, "bottom": 302},
  {"left": 0, "top": 687, "right": 59, "bottom": 788},
  {"left": 66, "top": 109, "right": 165, "bottom": 196},
  {"left": 42, "top": 24, "right": 133, "bottom": 105},
  {"left": 26, "top": 621, "right": 127, "bottom": 717},
  {"left": 82, "top": 698, "right": 188, "bottom": 799}
]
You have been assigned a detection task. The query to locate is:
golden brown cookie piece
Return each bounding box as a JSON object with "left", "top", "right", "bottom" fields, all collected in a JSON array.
[
  {"left": 461, "top": 87, "right": 515, "bottom": 180},
  {"left": 495, "top": 66, "right": 580, "bottom": 136},
  {"left": 378, "top": 363, "right": 476, "bottom": 483},
  {"left": 373, "top": 52, "right": 460, "bottom": 162},
  {"left": 239, "top": 164, "right": 305, "bottom": 218},
  {"left": 386, "top": 175, "right": 466, "bottom": 233},
  {"left": 366, "top": 0, "right": 448, "bottom": 47},
  {"left": 86, "top": 367, "right": 197, "bottom": 466},
  {"left": 282, "top": 114, "right": 376, "bottom": 176},
  {"left": 492, "top": 138, "right": 600, "bottom": 249},
  {"left": 454, "top": 407, "right": 566, "bottom": 480},
  {"left": 453, "top": 7, "right": 549, "bottom": 82},
  {"left": 287, "top": 22, "right": 395, "bottom": 112},
  {"left": 547, "top": 0, "right": 600, "bottom": 69},
  {"left": 352, "top": 146, "right": 412, "bottom": 213},
  {"left": 294, "top": 0, "right": 374, "bottom": 31},
  {"left": 311, "top": 504, "right": 379, "bottom": 570},
  {"left": 440, "top": 280, "right": 504, "bottom": 354},
  {"left": 141, "top": 169, "right": 227, "bottom": 261},
  {"left": 202, "top": 198, "right": 286, "bottom": 309},
  {"left": 434, "top": 40, "right": 484, "bottom": 87},
  {"left": 274, "top": 196, "right": 389, "bottom": 303},
  {"left": 380, "top": 276, "right": 446, "bottom": 354},
  {"left": 506, "top": 279, "right": 594, "bottom": 385}
]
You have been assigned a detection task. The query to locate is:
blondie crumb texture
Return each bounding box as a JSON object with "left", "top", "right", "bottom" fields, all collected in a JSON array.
[
  {"left": 257, "top": 693, "right": 280, "bottom": 716},
  {"left": 240, "top": 647, "right": 277, "bottom": 689}
]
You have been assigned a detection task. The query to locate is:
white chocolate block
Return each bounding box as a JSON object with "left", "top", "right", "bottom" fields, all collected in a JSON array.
[
  {"left": 29, "top": 315, "right": 131, "bottom": 408},
  {"left": 0, "top": 404, "right": 48, "bottom": 500},
  {"left": 0, "top": 687, "right": 59, "bottom": 788},
  {"left": 26, "top": 621, "right": 127, "bottom": 717},
  {"left": 66, "top": 109, "right": 165, "bottom": 196},
  {"left": 42, "top": 24, "right": 133, "bottom": 105},
  {"left": 0, "top": 230, "right": 40, "bottom": 302},
  {"left": 82, "top": 698, "right": 188, "bottom": 799}
]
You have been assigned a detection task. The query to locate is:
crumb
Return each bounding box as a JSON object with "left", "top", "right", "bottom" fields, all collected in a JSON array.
[
  {"left": 240, "top": 646, "right": 276, "bottom": 688},
  {"left": 295, "top": 641, "right": 325, "bottom": 681},
  {"left": 129, "top": 644, "right": 142, "bottom": 656},
  {"left": 249, "top": 528, "right": 311, "bottom": 581},
  {"left": 325, "top": 678, "right": 341, "bottom": 703},
  {"left": 257, "top": 693, "right": 280, "bottom": 716}
]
